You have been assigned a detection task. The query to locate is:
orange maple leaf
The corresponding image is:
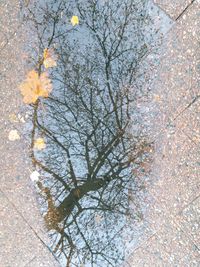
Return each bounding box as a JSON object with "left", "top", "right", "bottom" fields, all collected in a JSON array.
[{"left": 19, "top": 70, "right": 52, "bottom": 104}]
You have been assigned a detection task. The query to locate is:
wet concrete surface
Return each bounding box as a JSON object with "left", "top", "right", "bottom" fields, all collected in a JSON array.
[
  {"left": 0, "top": 1, "right": 58, "bottom": 266},
  {"left": 154, "top": 0, "right": 195, "bottom": 20},
  {"left": 125, "top": 0, "right": 200, "bottom": 266},
  {"left": 0, "top": 0, "right": 200, "bottom": 266}
]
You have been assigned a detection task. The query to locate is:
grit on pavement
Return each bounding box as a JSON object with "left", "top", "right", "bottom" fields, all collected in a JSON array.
[
  {"left": 0, "top": 0, "right": 59, "bottom": 266},
  {"left": 126, "top": 0, "right": 200, "bottom": 266},
  {"left": 0, "top": 0, "right": 199, "bottom": 267}
]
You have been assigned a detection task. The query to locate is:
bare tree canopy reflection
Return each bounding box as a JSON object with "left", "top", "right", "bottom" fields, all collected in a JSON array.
[{"left": 24, "top": 0, "right": 151, "bottom": 266}]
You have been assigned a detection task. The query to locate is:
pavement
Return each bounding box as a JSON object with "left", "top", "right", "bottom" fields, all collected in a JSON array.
[
  {"left": 125, "top": 0, "right": 200, "bottom": 266},
  {"left": 0, "top": 1, "right": 58, "bottom": 266},
  {"left": 0, "top": 0, "right": 199, "bottom": 267}
]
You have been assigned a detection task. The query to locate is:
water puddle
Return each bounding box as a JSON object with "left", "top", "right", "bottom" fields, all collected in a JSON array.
[{"left": 17, "top": 0, "right": 173, "bottom": 266}]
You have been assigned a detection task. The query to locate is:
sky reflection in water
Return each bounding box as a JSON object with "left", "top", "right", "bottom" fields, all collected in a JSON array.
[{"left": 23, "top": 0, "right": 153, "bottom": 266}]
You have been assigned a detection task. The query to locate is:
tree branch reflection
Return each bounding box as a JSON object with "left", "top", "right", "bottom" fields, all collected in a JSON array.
[{"left": 25, "top": 0, "right": 151, "bottom": 266}]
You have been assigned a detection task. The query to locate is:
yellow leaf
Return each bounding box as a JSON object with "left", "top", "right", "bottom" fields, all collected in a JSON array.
[
  {"left": 9, "top": 113, "right": 25, "bottom": 123},
  {"left": 8, "top": 130, "right": 20, "bottom": 141},
  {"left": 43, "top": 48, "right": 49, "bottom": 60},
  {"left": 9, "top": 113, "right": 18, "bottom": 123},
  {"left": 43, "top": 48, "right": 57, "bottom": 69},
  {"left": 71, "top": 15, "right": 79, "bottom": 26},
  {"left": 19, "top": 70, "right": 52, "bottom": 104},
  {"left": 44, "top": 58, "right": 57, "bottom": 68},
  {"left": 34, "top": 138, "right": 46, "bottom": 150}
]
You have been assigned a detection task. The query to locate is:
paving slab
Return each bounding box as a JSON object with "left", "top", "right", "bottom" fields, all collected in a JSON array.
[
  {"left": 127, "top": 219, "right": 200, "bottom": 266},
  {"left": 1, "top": 0, "right": 199, "bottom": 266},
  {"left": 149, "top": 131, "right": 199, "bottom": 214},
  {"left": 0, "top": 191, "right": 9, "bottom": 212},
  {"left": 0, "top": 196, "right": 57, "bottom": 267},
  {"left": 126, "top": 0, "right": 200, "bottom": 265},
  {"left": 154, "top": 0, "right": 194, "bottom": 20},
  {"left": 137, "top": 2, "right": 200, "bottom": 142},
  {"left": 148, "top": 0, "right": 200, "bottom": 225},
  {"left": 0, "top": 1, "right": 58, "bottom": 266},
  {"left": 176, "top": 0, "right": 200, "bottom": 40},
  {"left": 177, "top": 196, "right": 200, "bottom": 246}
]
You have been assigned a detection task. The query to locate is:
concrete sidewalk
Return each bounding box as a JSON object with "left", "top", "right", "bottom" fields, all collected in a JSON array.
[
  {"left": 0, "top": 1, "right": 58, "bottom": 266},
  {"left": 0, "top": 0, "right": 199, "bottom": 266},
  {"left": 126, "top": 0, "right": 200, "bottom": 266}
]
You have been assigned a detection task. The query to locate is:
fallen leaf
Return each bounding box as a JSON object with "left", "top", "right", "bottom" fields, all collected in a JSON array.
[
  {"left": 34, "top": 138, "right": 46, "bottom": 150},
  {"left": 44, "top": 58, "right": 57, "bottom": 68},
  {"left": 8, "top": 129, "right": 20, "bottom": 141},
  {"left": 19, "top": 70, "right": 52, "bottom": 104},
  {"left": 30, "top": 170, "right": 40, "bottom": 182},
  {"left": 43, "top": 48, "right": 57, "bottom": 69},
  {"left": 9, "top": 113, "right": 25, "bottom": 123},
  {"left": 17, "top": 114, "right": 26, "bottom": 123},
  {"left": 9, "top": 113, "right": 18, "bottom": 123},
  {"left": 71, "top": 15, "right": 79, "bottom": 26}
]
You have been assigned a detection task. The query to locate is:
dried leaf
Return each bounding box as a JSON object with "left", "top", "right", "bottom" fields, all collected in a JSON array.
[
  {"left": 19, "top": 70, "right": 52, "bottom": 104},
  {"left": 17, "top": 114, "right": 26, "bottom": 123},
  {"left": 34, "top": 138, "right": 46, "bottom": 150},
  {"left": 30, "top": 170, "right": 40, "bottom": 182},
  {"left": 8, "top": 129, "right": 20, "bottom": 141},
  {"left": 44, "top": 58, "right": 57, "bottom": 68},
  {"left": 9, "top": 114, "right": 18, "bottom": 123},
  {"left": 9, "top": 113, "right": 25, "bottom": 123},
  {"left": 71, "top": 15, "right": 79, "bottom": 26},
  {"left": 43, "top": 48, "right": 57, "bottom": 68}
]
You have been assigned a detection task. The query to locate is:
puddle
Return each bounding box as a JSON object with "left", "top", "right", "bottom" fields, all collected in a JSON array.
[{"left": 17, "top": 0, "right": 173, "bottom": 266}]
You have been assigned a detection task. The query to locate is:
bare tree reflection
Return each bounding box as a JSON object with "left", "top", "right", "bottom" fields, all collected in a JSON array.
[{"left": 24, "top": 0, "right": 151, "bottom": 266}]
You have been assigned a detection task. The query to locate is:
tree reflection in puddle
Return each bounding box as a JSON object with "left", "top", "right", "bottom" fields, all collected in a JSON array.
[{"left": 22, "top": 0, "right": 153, "bottom": 266}]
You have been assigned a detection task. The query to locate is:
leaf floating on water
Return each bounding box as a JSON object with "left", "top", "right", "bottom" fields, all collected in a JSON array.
[
  {"left": 9, "top": 113, "right": 25, "bottom": 123},
  {"left": 71, "top": 15, "right": 79, "bottom": 26},
  {"left": 43, "top": 48, "right": 57, "bottom": 69},
  {"left": 8, "top": 129, "right": 20, "bottom": 141},
  {"left": 9, "top": 113, "right": 18, "bottom": 123},
  {"left": 34, "top": 138, "right": 46, "bottom": 150},
  {"left": 44, "top": 58, "right": 57, "bottom": 69},
  {"left": 17, "top": 114, "right": 26, "bottom": 123},
  {"left": 19, "top": 70, "right": 52, "bottom": 104},
  {"left": 30, "top": 170, "right": 40, "bottom": 182}
]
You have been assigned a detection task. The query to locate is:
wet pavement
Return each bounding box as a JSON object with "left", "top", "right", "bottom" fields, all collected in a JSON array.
[
  {"left": 125, "top": 0, "right": 200, "bottom": 266},
  {"left": 154, "top": 0, "right": 195, "bottom": 20},
  {"left": 0, "top": 0, "right": 200, "bottom": 267},
  {"left": 0, "top": 1, "right": 59, "bottom": 266}
]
